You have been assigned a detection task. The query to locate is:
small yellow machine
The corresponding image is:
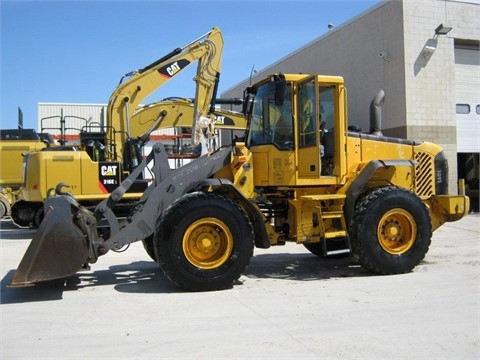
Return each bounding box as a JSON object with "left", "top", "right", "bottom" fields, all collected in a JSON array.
[
  {"left": 0, "top": 129, "right": 54, "bottom": 219},
  {"left": 10, "top": 30, "right": 469, "bottom": 291}
]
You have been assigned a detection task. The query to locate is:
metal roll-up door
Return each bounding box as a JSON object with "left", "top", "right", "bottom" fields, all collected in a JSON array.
[{"left": 455, "top": 43, "right": 480, "bottom": 153}]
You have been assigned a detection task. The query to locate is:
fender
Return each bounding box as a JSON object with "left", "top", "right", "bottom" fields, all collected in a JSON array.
[
  {"left": 344, "top": 159, "right": 417, "bottom": 227},
  {"left": 195, "top": 178, "right": 271, "bottom": 249}
]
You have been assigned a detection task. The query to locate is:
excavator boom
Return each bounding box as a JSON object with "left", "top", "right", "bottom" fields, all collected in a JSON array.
[{"left": 107, "top": 27, "right": 224, "bottom": 165}]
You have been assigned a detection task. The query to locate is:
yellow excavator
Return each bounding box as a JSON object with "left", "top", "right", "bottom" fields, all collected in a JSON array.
[
  {"left": 10, "top": 30, "right": 469, "bottom": 291},
  {"left": 11, "top": 27, "right": 245, "bottom": 228}
]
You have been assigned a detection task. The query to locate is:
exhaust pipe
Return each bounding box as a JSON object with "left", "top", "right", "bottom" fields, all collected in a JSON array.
[{"left": 370, "top": 89, "right": 385, "bottom": 136}]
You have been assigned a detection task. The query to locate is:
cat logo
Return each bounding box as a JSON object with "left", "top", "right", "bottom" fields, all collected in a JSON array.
[
  {"left": 158, "top": 59, "right": 190, "bottom": 78},
  {"left": 99, "top": 162, "right": 121, "bottom": 193},
  {"left": 166, "top": 61, "right": 181, "bottom": 76},
  {"left": 101, "top": 165, "right": 118, "bottom": 176},
  {"left": 215, "top": 115, "right": 225, "bottom": 124}
]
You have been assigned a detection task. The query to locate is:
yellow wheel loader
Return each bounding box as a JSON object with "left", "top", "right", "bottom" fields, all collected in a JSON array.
[
  {"left": 9, "top": 40, "right": 469, "bottom": 292},
  {"left": 10, "top": 27, "right": 245, "bottom": 228}
]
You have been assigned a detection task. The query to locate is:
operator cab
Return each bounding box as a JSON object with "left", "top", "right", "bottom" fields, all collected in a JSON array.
[{"left": 244, "top": 73, "right": 347, "bottom": 186}]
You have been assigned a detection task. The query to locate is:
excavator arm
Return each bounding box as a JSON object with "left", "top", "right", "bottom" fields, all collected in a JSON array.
[
  {"left": 106, "top": 27, "right": 224, "bottom": 167},
  {"left": 131, "top": 98, "right": 247, "bottom": 133}
]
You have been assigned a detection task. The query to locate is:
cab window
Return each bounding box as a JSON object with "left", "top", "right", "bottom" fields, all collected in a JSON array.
[
  {"left": 319, "top": 85, "right": 336, "bottom": 159},
  {"left": 248, "top": 81, "right": 293, "bottom": 150},
  {"left": 298, "top": 79, "right": 317, "bottom": 147}
]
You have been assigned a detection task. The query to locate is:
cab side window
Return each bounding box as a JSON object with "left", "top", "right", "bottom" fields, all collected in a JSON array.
[
  {"left": 249, "top": 82, "right": 293, "bottom": 150},
  {"left": 319, "top": 85, "right": 336, "bottom": 159},
  {"left": 298, "top": 79, "right": 317, "bottom": 147}
]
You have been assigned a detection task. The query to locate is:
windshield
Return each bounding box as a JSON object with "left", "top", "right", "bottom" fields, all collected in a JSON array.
[{"left": 247, "top": 81, "right": 293, "bottom": 150}]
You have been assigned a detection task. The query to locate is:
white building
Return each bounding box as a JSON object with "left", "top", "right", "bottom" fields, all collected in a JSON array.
[
  {"left": 221, "top": 0, "right": 479, "bottom": 210},
  {"left": 38, "top": 102, "right": 107, "bottom": 143},
  {"left": 38, "top": 102, "right": 200, "bottom": 169}
]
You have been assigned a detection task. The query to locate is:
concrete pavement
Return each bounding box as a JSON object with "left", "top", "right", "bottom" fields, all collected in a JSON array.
[{"left": 1, "top": 214, "right": 479, "bottom": 359}]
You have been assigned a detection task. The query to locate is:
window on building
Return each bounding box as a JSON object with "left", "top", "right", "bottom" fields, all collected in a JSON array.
[
  {"left": 456, "top": 104, "right": 470, "bottom": 114},
  {"left": 476, "top": 105, "right": 480, "bottom": 115}
]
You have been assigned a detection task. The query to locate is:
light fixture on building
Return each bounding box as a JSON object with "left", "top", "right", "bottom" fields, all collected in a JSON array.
[
  {"left": 422, "top": 43, "right": 437, "bottom": 58},
  {"left": 435, "top": 24, "right": 452, "bottom": 36},
  {"left": 379, "top": 51, "right": 391, "bottom": 62},
  {"left": 421, "top": 24, "right": 451, "bottom": 60}
]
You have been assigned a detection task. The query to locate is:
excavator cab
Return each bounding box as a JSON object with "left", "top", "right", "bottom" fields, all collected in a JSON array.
[{"left": 80, "top": 129, "right": 107, "bottom": 162}]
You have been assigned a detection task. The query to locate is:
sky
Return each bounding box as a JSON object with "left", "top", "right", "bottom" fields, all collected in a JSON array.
[{"left": 1, "top": 0, "right": 380, "bottom": 130}]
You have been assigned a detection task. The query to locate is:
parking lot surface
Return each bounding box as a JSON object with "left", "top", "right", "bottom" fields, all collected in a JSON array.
[{"left": 1, "top": 214, "right": 479, "bottom": 359}]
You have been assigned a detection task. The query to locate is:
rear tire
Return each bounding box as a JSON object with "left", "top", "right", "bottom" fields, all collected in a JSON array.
[
  {"left": 154, "top": 192, "right": 254, "bottom": 291},
  {"left": 11, "top": 200, "right": 39, "bottom": 228},
  {"left": 34, "top": 206, "right": 44, "bottom": 228},
  {"left": 350, "top": 186, "right": 431, "bottom": 274},
  {"left": 0, "top": 193, "right": 10, "bottom": 219}
]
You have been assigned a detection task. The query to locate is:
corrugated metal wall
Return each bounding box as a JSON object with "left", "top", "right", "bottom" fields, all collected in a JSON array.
[
  {"left": 38, "top": 103, "right": 107, "bottom": 137},
  {"left": 38, "top": 103, "right": 176, "bottom": 144}
]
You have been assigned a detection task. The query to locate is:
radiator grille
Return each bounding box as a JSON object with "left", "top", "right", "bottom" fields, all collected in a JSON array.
[{"left": 414, "top": 151, "right": 435, "bottom": 197}]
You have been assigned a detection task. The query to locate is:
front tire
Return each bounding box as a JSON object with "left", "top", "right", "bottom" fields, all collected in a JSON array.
[
  {"left": 350, "top": 186, "right": 432, "bottom": 274},
  {"left": 154, "top": 192, "right": 254, "bottom": 291},
  {"left": 142, "top": 235, "right": 156, "bottom": 262}
]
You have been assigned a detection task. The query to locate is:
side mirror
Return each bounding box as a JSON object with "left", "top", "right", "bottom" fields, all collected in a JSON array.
[
  {"left": 274, "top": 73, "right": 286, "bottom": 106},
  {"left": 242, "top": 88, "right": 255, "bottom": 115}
]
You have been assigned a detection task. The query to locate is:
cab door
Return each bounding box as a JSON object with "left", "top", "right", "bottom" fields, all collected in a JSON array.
[{"left": 296, "top": 76, "right": 320, "bottom": 179}]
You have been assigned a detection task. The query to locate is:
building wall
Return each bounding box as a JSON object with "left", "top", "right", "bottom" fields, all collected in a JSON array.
[
  {"left": 38, "top": 102, "right": 176, "bottom": 144},
  {"left": 38, "top": 103, "right": 107, "bottom": 142},
  {"left": 402, "top": 0, "right": 479, "bottom": 192}
]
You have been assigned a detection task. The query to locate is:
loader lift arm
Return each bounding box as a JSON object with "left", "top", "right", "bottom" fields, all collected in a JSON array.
[{"left": 9, "top": 143, "right": 234, "bottom": 287}]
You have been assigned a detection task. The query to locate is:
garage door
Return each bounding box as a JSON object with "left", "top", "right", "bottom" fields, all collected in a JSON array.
[{"left": 455, "top": 42, "right": 480, "bottom": 153}]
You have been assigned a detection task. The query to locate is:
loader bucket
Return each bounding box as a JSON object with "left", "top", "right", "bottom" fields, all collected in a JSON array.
[{"left": 9, "top": 196, "right": 89, "bottom": 287}]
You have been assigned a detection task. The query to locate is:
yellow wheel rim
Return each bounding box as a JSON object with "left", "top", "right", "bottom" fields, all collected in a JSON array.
[
  {"left": 182, "top": 218, "right": 234, "bottom": 269},
  {"left": 377, "top": 208, "right": 417, "bottom": 255}
]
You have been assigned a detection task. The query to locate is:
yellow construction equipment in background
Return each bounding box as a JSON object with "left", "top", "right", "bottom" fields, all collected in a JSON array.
[
  {"left": 11, "top": 27, "right": 245, "bottom": 228},
  {"left": 0, "top": 129, "right": 55, "bottom": 219}
]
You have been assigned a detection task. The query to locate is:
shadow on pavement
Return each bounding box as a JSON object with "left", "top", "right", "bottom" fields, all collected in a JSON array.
[
  {"left": 0, "top": 221, "right": 35, "bottom": 240},
  {"left": 0, "top": 231, "right": 35, "bottom": 240},
  {"left": 1, "top": 253, "right": 370, "bottom": 303},
  {"left": 1, "top": 270, "right": 68, "bottom": 304},
  {"left": 0, "top": 261, "right": 178, "bottom": 304},
  {"left": 246, "top": 252, "right": 369, "bottom": 281}
]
